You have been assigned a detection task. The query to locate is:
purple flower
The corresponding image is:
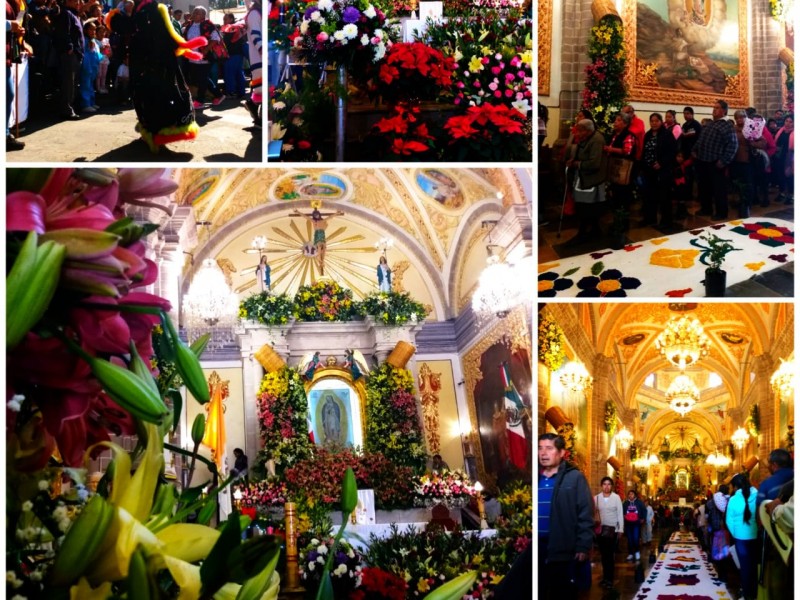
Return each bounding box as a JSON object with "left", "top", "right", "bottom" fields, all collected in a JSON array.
[
  {"left": 342, "top": 6, "right": 361, "bottom": 23},
  {"left": 304, "top": 6, "right": 317, "bottom": 19}
]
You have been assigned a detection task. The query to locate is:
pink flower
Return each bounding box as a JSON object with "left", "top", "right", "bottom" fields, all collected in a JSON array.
[
  {"left": 494, "top": 91, "right": 502, "bottom": 98},
  {"left": 505, "top": 89, "right": 514, "bottom": 97},
  {"left": 488, "top": 82, "right": 498, "bottom": 91},
  {"left": 491, "top": 66, "right": 501, "bottom": 75},
  {"left": 317, "top": 32, "right": 329, "bottom": 42}
]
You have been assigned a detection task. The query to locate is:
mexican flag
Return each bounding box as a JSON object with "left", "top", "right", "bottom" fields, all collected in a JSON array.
[{"left": 500, "top": 362, "right": 528, "bottom": 470}]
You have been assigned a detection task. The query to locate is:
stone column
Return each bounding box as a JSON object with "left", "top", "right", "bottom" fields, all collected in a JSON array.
[
  {"left": 589, "top": 353, "right": 614, "bottom": 487},
  {"left": 558, "top": 0, "right": 596, "bottom": 138},
  {"left": 752, "top": 353, "right": 776, "bottom": 466},
  {"left": 750, "top": 1, "right": 786, "bottom": 114}
]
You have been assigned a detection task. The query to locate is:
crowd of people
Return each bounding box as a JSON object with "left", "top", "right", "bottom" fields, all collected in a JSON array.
[
  {"left": 559, "top": 101, "right": 794, "bottom": 246},
  {"left": 6, "top": 0, "right": 262, "bottom": 152},
  {"left": 538, "top": 433, "right": 794, "bottom": 600}
]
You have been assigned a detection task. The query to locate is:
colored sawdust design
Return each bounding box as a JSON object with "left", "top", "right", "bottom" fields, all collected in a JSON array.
[{"left": 650, "top": 248, "right": 700, "bottom": 269}]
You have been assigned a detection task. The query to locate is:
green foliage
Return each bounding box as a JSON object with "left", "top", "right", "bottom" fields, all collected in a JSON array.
[
  {"left": 239, "top": 291, "right": 295, "bottom": 326},
  {"left": 697, "top": 234, "right": 739, "bottom": 271},
  {"left": 359, "top": 292, "right": 428, "bottom": 326},
  {"left": 364, "top": 364, "right": 427, "bottom": 473},
  {"left": 269, "top": 78, "right": 336, "bottom": 162},
  {"left": 604, "top": 401, "right": 618, "bottom": 435}
]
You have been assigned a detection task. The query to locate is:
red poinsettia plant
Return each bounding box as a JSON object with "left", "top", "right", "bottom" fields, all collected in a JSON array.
[
  {"left": 443, "top": 103, "right": 531, "bottom": 161},
  {"left": 374, "top": 42, "right": 455, "bottom": 104},
  {"left": 369, "top": 103, "right": 437, "bottom": 159},
  {"left": 351, "top": 566, "right": 408, "bottom": 600}
]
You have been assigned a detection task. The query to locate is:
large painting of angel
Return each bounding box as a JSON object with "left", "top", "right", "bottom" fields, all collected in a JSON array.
[{"left": 623, "top": 0, "right": 749, "bottom": 106}]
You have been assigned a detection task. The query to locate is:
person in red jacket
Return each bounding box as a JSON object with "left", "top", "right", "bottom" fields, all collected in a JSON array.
[{"left": 623, "top": 104, "right": 646, "bottom": 160}]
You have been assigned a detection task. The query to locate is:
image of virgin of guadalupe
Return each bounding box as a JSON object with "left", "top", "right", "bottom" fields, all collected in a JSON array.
[
  {"left": 321, "top": 395, "right": 341, "bottom": 443},
  {"left": 377, "top": 256, "right": 392, "bottom": 292}
]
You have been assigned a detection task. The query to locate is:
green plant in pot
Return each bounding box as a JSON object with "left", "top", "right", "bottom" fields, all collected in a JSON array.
[{"left": 695, "top": 233, "right": 740, "bottom": 297}]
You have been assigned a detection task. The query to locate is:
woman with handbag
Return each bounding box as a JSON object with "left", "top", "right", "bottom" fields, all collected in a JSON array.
[
  {"left": 726, "top": 474, "right": 759, "bottom": 600},
  {"left": 622, "top": 489, "right": 647, "bottom": 561},
  {"left": 604, "top": 112, "right": 637, "bottom": 211},
  {"left": 595, "top": 477, "right": 624, "bottom": 588}
]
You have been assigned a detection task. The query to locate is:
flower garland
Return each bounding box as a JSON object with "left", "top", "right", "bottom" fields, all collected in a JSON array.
[
  {"left": 360, "top": 291, "right": 428, "bottom": 325},
  {"left": 239, "top": 291, "right": 294, "bottom": 325},
  {"left": 747, "top": 404, "right": 761, "bottom": 436},
  {"left": 786, "top": 61, "right": 794, "bottom": 113},
  {"left": 255, "top": 367, "right": 312, "bottom": 474},
  {"left": 294, "top": 279, "right": 357, "bottom": 321},
  {"left": 364, "top": 363, "right": 427, "bottom": 472},
  {"left": 557, "top": 422, "right": 577, "bottom": 464},
  {"left": 538, "top": 314, "right": 566, "bottom": 371},
  {"left": 582, "top": 16, "right": 627, "bottom": 135},
  {"left": 604, "top": 400, "right": 617, "bottom": 435}
]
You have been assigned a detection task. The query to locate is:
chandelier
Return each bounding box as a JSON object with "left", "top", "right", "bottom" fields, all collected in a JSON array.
[
  {"left": 559, "top": 360, "right": 593, "bottom": 394},
  {"left": 705, "top": 449, "right": 731, "bottom": 469},
  {"left": 183, "top": 258, "right": 240, "bottom": 346},
  {"left": 770, "top": 358, "right": 795, "bottom": 399},
  {"left": 471, "top": 254, "right": 524, "bottom": 320},
  {"left": 731, "top": 426, "right": 750, "bottom": 450},
  {"left": 615, "top": 427, "right": 633, "bottom": 450},
  {"left": 665, "top": 374, "right": 700, "bottom": 417},
  {"left": 244, "top": 235, "right": 268, "bottom": 255},
  {"left": 656, "top": 315, "right": 710, "bottom": 371},
  {"left": 374, "top": 236, "right": 394, "bottom": 257}
]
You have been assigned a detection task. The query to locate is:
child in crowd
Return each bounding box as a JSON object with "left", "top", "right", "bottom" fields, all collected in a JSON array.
[
  {"left": 96, "top": 24, "right": 111, "bottom": 94},
  {"left": 673, "top": 151, "right": 694, "bottom": 218},
  {"left": 80, "top": 20, "right": 103, "bottom": 113},
  {"left": 116, "top": 56, "right": 130, "bottom": 103}
]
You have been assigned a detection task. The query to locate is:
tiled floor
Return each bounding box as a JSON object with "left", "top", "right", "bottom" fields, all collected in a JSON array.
[{"left": 538, "top": 189, "right": 794, "bottom": 297}]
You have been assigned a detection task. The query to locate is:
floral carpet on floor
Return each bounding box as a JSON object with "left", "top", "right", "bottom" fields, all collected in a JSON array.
[
  {"left": 636, "top": 532, "right": 733, "bottom": 600},
  {"left": 538, "top": 218, "right": 794, "bottom": 297}
]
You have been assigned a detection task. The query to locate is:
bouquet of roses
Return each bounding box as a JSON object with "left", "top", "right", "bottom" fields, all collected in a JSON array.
[{"left": 293, "top": 0, "right": 394, "bottom": 69}]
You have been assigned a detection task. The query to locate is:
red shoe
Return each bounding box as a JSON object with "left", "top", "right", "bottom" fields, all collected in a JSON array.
[
  {"left": 212, "top": 96, "right": 224, "bottom": 106},
  {"left": 192, "top": 100, "right": 203, "bottom": 110}
]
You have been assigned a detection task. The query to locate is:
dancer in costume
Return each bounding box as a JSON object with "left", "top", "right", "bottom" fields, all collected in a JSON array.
[
  {"left": 107, "top": 0, "right": 207, "bottom": 152},
  {"left": 244, "top": 0, "right": 262, "bottom": 127}
]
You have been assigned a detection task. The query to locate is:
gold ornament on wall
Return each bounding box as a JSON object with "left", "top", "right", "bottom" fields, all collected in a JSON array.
[{"left": 418, "top": 363, "right": 443, "bottom": 455}]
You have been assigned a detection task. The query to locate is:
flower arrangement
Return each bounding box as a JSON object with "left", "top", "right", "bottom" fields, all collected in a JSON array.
[
  {"left": 769, "top": 0, "right": 792, "bottom": 22},
  {"left": 365, "top": 363, "right": 428, "bottom": 472},
  {"left": 363, "top": 524, "right": 517, "bottom": 598},
  {"left": 747, "top": 404, "right": 761, "bottom": 436},
  {"left": 284, "top": 445, "right": 416, "bottom": 508},
  {"left": 293, "top": 0, "right": 394, "bottom": 70},
  {"left": 388, "top": 0, "right": 417, "bottom": 15},
  {"left": 452, "top": 51, "right": 532, "bottom": 114},
  {"left": 269, "top": 81, "right": 334, "bottom": 162},
  {"left": 442, "top": 103, "right": 530, "bottom": 161},
  {"left": 374, "top": 42, "right": 456, "bottom": 103},
  {"left": 495, "top": 481, "right": 532, "bottom": 552},
  {"left": 268, "top": 0, "right": 304, "bottom": 50},
  {"left": 604, "top": 400, "right": 618, "bottom": 435},
  {"left": 557, "top": 422, "right": 577, "bottom": 464},
  {"left": 299, "top": 536, "right": 363, "bottom": 598},
  {"left": 6, "top": 168, "right": 281, "bottom": 599},
  {"left": 239, "top": 290, "right": 295, "bottom": 325},
  {"left": 294, "top": 279, "right": 358, "bottom": 321},
  {"left": 785, "top": 61, "right": 794, "bottom": 113},
  {"left": 412, "top": 469, "right": 476, "bottom": 507},
  {"left": 538, "top": 313, "right": 566, "bottom": 371},
  {"left": 360, "top": 291, "right": 428, "bottom": 325},
  {"left": 352, "top": 566, "right": 408, "bottom": 600},
  {"left": 582, "top": 16, "right": 626, "bottom": 134},
  {"left": 239, "top": 478, "right": 289, "bottom": 510},
  {"left": 255, "top": 367, "right": 313, "bottom": 474}
]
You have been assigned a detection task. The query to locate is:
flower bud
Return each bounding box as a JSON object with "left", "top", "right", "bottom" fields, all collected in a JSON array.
[{"left": 191, "top": 414, "right": 206, "bottom": 446}]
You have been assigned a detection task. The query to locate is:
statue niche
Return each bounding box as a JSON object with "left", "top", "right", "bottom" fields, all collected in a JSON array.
[{"left": 304, "top": 365, "right": 367, "bottom": 448}]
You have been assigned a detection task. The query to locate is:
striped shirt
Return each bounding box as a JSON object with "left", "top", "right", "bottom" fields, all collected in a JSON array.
[{"left": 538, "top": 473, "right": 556, "bottom": 537}]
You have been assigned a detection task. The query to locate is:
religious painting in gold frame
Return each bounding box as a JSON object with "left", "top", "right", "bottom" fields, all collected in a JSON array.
[
  {"left": 304, "top": 365, "right": 368, "bottom": 448},
  {"left": 622, "top": 0, "right": 749, "bottom": 107}
]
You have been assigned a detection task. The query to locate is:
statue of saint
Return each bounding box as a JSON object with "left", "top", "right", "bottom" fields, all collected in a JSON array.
[
  {"left": 377, "top": 256, "right": 392, "bottom": 292},
  {"left": 290, "top": 206, "right": 344, "bottom": 275},
  {"left": 255, "top": 255, "right": 271, "bottom": 292}
]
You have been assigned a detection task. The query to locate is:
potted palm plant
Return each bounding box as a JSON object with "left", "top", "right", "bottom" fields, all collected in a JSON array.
[{"left": 698, "top": 233, "right": 740, "bottom": 297}]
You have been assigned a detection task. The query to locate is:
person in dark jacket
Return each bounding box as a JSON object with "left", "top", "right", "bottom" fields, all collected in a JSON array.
[
  {"left": 640, "top": 112, "right": 678, "bottom": 230},
  {"left": 53, "top": 0, "right": 84, "bottom": 119},
  {"left": 565, "top": 119, "right": 608, "bottom": 245},
  {"left": 538, "top": 433, "right": 593, "bottom": 600},
  {"left": 622, "top": 489, "right": 647, "bottom": 561}
]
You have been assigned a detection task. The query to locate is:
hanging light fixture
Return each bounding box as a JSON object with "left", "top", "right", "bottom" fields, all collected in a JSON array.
[
  {"left": 656, "top": 315, "right": 710, "bottom": 371},
  {"left": 243, "top": 235, "right": 268, "bottom": 256},
  {"left": 615, "top": 427, "right": 633, "bottom": 450},
  {"left": 649, "top": 453, "right": 659, "bottom": 466},
  {"left": 374, "top": 236, "right": 394, "bottom": 257},
  {"left": 665, "top": 374, "right": 700, "bottom": 417},
  {"left": 705, "top": 449, "right": 731, "bottom": 469},
  {"left": 731, "top": 426, "right": 750, "bottom": 450},
  {"left": 770, "top": 358, "right": 795, "bottom": 399},
  {"left": 559, "top": 360, "right": 593, "bottom": 394},
  {"left": 471, "top": 252, "right": 524, "bottom": 320},
  {"left": 183, "top": 258, "right": 240, "bottom": 347}
]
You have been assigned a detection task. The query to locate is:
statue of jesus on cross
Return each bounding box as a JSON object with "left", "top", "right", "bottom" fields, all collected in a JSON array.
[{"left": 290, "top": 202, "right": 344, "bottom": 275}]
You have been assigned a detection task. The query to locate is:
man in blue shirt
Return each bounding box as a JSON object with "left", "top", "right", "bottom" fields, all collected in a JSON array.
[
  {"left": 757, "top": 449, "right": 793, "bottom": 506},
  {"left": 538, "top": 433, "right": 594, "bottom": 600}
]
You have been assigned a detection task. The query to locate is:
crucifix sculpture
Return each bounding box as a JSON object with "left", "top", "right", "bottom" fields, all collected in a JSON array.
[{"left": 289, "top": 202, "right": 344, "bottom": 275}]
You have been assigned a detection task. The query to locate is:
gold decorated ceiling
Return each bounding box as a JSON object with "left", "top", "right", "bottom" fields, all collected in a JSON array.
[{"left": 173, "top": 168, "right": 529, "bottom": 320}]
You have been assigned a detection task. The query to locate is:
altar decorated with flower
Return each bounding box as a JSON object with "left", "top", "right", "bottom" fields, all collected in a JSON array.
[
  {"left": 267, "top": 0, "right": 533, "bottom": 161},
  {"left": 6, "top": 167, "right": 533, "bottom": 600}
]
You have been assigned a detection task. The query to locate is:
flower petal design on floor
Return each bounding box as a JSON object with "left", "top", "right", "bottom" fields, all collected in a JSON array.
[
  {"left": 537, "top": 271, "right": 574, "bottom": 296},
  {"left": 576, "top": 268, "right": 641, "bottom": 297},
  {"left": 650, "top": 249, "right": 701, "bottom": 269},
  {"left": 730, "top": 221, "right": 795, "bottom": 246}
]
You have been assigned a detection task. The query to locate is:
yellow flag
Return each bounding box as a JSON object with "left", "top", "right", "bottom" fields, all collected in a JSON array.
[{"left": 201, "top": 376, "right": 227, "bottom": 473}]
